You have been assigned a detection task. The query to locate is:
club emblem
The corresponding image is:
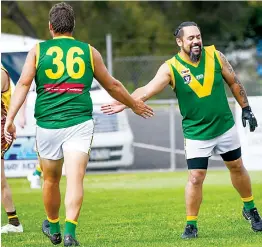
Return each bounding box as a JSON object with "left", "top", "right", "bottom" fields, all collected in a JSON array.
[
  {"left": 183, "top": 74, "right": 191, "bottom": 84},
  {"left": 181, "top": 69, "right": 191, "bottom": 84},
  {"left": 181, "top": 69, "right": 190, "bottom": 75}
]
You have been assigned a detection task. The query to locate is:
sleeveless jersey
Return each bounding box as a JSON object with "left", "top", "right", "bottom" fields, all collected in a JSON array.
[
  {"left": 1, "top": 66, "right": 12, "bottom": 158},
  {"left": 35, "top": 36, "right": 94, "bottom": 129},
  {"left": 166, "top": 45, "right": 234, "bottom": 140},
  {"left": 1, "top": 66, "right": 11, "bottom": 117}
]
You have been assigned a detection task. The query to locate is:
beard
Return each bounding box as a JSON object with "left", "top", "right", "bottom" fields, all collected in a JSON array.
[{"left": 183, "top": 44, "right": 202, "bottom": 63}]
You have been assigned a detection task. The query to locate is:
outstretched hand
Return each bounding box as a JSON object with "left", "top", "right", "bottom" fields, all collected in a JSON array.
[
  {"left": 131, "top": 99, "right": 154, "bottom": 119},
  {"left": 101, "top": 99, "right": 154, "bottom": 119},
  {"left": 101, "top": 101, "right": 126, "bottom": 115}
]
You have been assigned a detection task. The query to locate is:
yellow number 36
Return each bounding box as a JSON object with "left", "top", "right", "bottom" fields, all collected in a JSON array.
[{"left": 45, "top": 46, "right": 85, "bottom": 80}]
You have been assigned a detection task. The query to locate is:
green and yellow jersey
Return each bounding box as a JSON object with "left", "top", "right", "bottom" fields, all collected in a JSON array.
[
  {"left": 166, "top": 45, "right": 234, "bottom": 140},
  {"left": 35, "top": 36, "right": 94, "bottom": 129}
]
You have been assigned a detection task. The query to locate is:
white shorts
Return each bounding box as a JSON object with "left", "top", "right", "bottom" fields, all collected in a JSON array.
[
  {"left": 185, "top": 125, "right": 241, "bottom": 159},
  {"left": 36, "top": 120, "right": 94, "bottom": 160}
]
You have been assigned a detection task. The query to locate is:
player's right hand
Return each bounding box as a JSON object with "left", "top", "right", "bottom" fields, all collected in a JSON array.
[
  {"left": 131, "top": 99, "right": 154, "bottom": 119},
  {"left": 4, "top": 120, "right": 16, "bottom": 144}
]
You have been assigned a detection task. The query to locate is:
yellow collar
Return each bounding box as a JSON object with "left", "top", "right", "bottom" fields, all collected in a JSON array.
[{"left": 53, "top": 36, "right": 74, "bottom": 40}]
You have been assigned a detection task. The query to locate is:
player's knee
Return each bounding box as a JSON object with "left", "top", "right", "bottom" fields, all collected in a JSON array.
[
  {"left": 189, "top": 171, "right": 206, "bottom": 185},
  {"left": 226, "top": 158, "right": 244, "bottom": 172},
  {"left": 44, "top": 177, "right": 60, "bottom": 186}
]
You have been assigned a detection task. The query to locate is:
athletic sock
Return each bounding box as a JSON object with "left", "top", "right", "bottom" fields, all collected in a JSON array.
[
  {"left": 64, "top": 219, "right": 78, "bottom": 238},
  {"left": 186, "top": 216, "right": 198, "bottom": 228},
  {"left": 47, "top": 217, "right": 60, "bottom": 234},
  {"left": 7, "top": 210, "right": 20, "bottom": 226},
  {"left": 242, "top": 195, "right": 255, "bottom": 211},
  {"left": 33, "top": 165, "right": 42, "bottom": 177}
]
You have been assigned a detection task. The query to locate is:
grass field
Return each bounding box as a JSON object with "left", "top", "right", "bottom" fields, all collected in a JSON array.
[{"left": 1, "top": 170, "right": 262, "bottom": 247}]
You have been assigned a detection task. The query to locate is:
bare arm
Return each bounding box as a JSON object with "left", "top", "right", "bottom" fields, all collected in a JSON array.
[
  {"left": 18, "top": 97, "right": 27, "bottom": 128},
  {"left": 130, "top": 63, "right": 172, "bottom": 101},
  {"left": 6, "top": 46, "right": 36, "bottom": 122},
  {"left": 219, "top": 51, "right": 257, "bottom": 131},
  {"left": 92, "top": 46, "right": 137, "bottom": 109},
  {"left": 92, "top": 46, "right": 153, "bottom": 118},
  {"left": 219, "top": 51, "right": 249, "bottom": 108},
  {"left": 1, "top": 69, "right": 10, "bottom": 92},
  {"left": 101, "top": 63, "right": 172, "bottom": 115}
]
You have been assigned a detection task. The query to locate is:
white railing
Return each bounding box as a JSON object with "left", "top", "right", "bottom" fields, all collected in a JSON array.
[{"left": 133, "top": 98, "right": 236, "bottom": 171}]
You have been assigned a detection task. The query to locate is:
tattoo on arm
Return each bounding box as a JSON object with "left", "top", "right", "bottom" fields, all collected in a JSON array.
[
  {"left": 219, "top": 51, "right": 248, "bottom": 105},
  {"left": 233, "top": 75, "right": 248, "bottom": 104},
  {"left": 219, "top": 51, "right": 234, "bottom": 74}
]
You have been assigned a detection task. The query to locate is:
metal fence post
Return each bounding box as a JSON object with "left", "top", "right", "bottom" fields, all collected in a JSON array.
[
  {"left": 106, "top": 33, "right": 113, "bottom": 76},
  {"left": 169, "top": 100, "right": 176, "bottom": 171}
]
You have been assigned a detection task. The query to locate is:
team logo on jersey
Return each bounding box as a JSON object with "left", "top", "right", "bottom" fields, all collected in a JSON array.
[
  {"left": 183, "top": 75, "right": 191, "bottom": 84},
  {"left": 181, "top": 69, "right": 190, "bottom": 75},
  {"left": 196, "top": 74, "right": 204, "bottom": 80},
  {"left": 181, "top": 69, "right": 191, "bottom": 84}
]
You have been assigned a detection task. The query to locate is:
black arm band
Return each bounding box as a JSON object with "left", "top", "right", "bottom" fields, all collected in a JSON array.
[{"left": 242, "top": 106, "right": 251, "bottom": 111}]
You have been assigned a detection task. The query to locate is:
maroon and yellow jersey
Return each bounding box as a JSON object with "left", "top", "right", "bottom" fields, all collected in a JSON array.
[
  {"left": 1, "top": 66, "right": 11, "bottom": 117},
  {"left": 1, "top": 66, "right": 12, "bottom": 158}
]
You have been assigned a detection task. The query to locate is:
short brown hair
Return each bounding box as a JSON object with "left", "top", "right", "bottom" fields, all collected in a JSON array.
[{"left": 49, "top": 2, "right": 75, "bottom": 34}]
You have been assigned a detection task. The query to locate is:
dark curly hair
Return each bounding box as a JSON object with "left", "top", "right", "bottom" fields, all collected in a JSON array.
[
  {"left": 49, "top": 2, "right": 75, "bottom": 34},
  {"left": 174, "top": 22, "right": 199, "bottom": 38}
]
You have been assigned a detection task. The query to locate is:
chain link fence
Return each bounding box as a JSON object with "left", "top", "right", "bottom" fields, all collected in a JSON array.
[
  {"left": 113, "top": 45, "right": 262, "bottom": 98},
  {"left": 125, "top": 99, "right": 237, "bottom": 171},
  {"left": 112, "top": 44, "right": 262, "bottom": 171}
]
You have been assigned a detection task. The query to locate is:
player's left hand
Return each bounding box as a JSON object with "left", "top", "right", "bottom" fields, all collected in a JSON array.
[
  {"left": 242, "top": 106, "right": 258, "bottom": 132},
  {"left": 101, "top": 101, "right": 126, "bottom": 115},
  {"left": 4, "top": 120, "right": 16, "bottom": 143}
]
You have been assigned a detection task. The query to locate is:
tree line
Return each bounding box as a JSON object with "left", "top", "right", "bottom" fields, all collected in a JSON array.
[{"left": 2, "top": 1, "right": 262, "bottom": 57}]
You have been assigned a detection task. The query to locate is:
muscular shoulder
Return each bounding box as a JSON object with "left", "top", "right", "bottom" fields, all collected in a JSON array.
[
  {"left": 216, "top": 50, "right": 231, "bottom": 65},
  {"left": 90, "top": 46, "right": 101, "bottom": 59},
  {"left": 216, "top": 50, "right": 235, "bottom": 73},
  {"left": 216, "top": 50, "right": 225, "bottom": 61}
]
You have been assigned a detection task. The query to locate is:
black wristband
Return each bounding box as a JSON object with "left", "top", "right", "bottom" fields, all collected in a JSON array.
[{"left": 242, "top": 106, "right": 251, "bottom": 111}]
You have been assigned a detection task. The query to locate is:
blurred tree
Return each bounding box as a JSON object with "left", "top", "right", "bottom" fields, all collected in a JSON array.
[
  {"left": 150, "top": 1, "right": 253, "bottom": 51},
  {"left": 246, "top": 2, "right": 262, "bottom": 39},
  {"left": 1, "top": 1, "right": 171, "bottom": 56},
  {"left": 1, "top": 1, "right": 37, "bottom": 37},
  {"left": 1, "top": 1, "right": 262, "bottom": 55}
]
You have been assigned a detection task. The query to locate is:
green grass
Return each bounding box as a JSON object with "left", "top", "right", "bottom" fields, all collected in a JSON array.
[{"left": 1, "top": 170, "right": 262, "bottom": 247}]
